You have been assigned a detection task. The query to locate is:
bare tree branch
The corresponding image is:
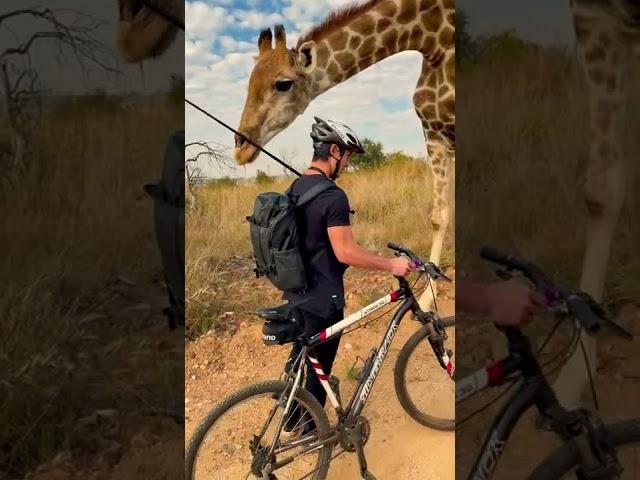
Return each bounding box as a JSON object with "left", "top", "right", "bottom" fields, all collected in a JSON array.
[
  {"left": 0, "top": 7, "right": 120, "bottom": 176},
  {"left": 184, "top": 141, "right": 235, "bottom": 210},
  {"left": 0, "top": 7, "right": 118, "bottom": 74}
]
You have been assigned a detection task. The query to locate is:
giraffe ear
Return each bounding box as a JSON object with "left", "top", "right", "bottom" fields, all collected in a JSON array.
[{"left": 297, "top": 40, "right": 316, "bottom": 72}]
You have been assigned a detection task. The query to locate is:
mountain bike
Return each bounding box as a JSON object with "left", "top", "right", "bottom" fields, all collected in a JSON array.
[
  {"left": 185, "top": 242, "right": 455, "bottom": 479},
  {"left": 458, "top": 246, "right": 638, "bottom": 480}
]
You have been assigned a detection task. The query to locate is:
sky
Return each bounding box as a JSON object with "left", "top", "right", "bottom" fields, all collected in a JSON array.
[
  {"left": 458, "top": 0, "right": 576, "bottom": 47},
  {"left": 186, "top": 0, "right": 427, "bottom": 179},
  {"left": 186, "top": 0, "right": 578, "bottom": 179},
  {"left": 0, "top": 1, "right": 184, "bottom": 95}
]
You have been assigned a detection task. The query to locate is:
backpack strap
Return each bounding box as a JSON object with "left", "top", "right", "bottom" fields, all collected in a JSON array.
[{"left": 294, "top": 178, "right": 336, "bottom": 208}]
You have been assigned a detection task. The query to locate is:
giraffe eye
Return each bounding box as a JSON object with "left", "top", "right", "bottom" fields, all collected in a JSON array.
[{"left": 275, "top": 80, "right": 294, "bottom": 92}]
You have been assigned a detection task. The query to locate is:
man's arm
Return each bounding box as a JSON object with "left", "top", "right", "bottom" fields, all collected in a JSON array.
[
  {"left": 327, "top": 225, "right": 413, "bottom": 277},
  {"left": 457, "top": 277, "right": 546, "bottom": 326}
]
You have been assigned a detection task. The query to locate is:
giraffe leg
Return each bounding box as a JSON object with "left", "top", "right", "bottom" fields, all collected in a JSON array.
[
  {"left": 551, "top": 5, "right": 628, "bottom": 410},
  {"left": 413, "top": 52, "right": 455, "bottom": 312}
]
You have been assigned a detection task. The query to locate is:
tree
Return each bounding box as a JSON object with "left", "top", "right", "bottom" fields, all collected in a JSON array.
[
  {"left": 185, "top": 141, "right": 233, "bottom": 210},
  {"left": 0, "top": 7, "right": 117, "bottom": 174},
  {"left": 278, "top": 145, "right": 299, "bottom": 176},
  {"left": 349, "top": 138, "right": 385, "bottom": 170},
  {"left": 456, "top": 9, "right": 478, "bottom": 64},
  {"left": 386, "top": 151, "right": 413, "bottom": 165}
]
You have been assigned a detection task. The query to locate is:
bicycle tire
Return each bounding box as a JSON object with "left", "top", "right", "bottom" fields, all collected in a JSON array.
[
  {"left": 394, "top": 316, "right": 455, "bottom": 431},
  {"left": 185, "top": 380, "right": 333, "bottom": 480},
  {"left": 527, "top": 419, "right": 640, "bottom": 479}
]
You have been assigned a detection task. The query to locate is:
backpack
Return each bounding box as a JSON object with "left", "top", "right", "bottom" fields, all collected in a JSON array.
[
  {"left": 246, "top": 176, "right": 336, "bottom": 293},
  {"left": 143, "top": 129, "right": 185, "bottom": 330}
]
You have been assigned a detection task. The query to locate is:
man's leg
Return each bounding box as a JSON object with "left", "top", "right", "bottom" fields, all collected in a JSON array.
[{"left": 285, "top": 309, "right": 343, "bottom": 433}]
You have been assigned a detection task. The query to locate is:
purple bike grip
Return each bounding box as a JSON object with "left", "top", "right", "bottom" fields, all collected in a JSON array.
[{"left": 542, "top": 286, "right": 559, "bottom": 308}]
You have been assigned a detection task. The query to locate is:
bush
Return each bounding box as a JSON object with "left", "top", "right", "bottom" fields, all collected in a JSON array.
[
  {"left": 350, "top": 138, "right": 386, "bottom": 170},
  {"left": 255, "top": 170, "right": 273, "bottom": 185}
]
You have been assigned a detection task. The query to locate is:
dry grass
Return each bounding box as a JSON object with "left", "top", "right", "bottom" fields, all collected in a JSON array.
[
  {"left": 186, "top": 156, "right": 455, "bottom": 336},
  {"left": 457, "top": 46, "right": 640, "bottom": 306},
  {"left": 0, "top": 97, "right": 183, "bottom": 478}
]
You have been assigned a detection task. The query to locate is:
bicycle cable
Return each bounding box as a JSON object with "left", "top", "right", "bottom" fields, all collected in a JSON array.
[
  {"left": 458, "top": 324, "right": 582, "bottom": 430},
  {"left": 456, "top": 379, "right": 519, "bottom": 428},
  {"left": 341, "top": 272, "right": 428, "bottom": 337},
  {"left": 457, "top": 312, "right": 576, "bottom": 428},
  {"left": 580, "top": 328, "right": 600, "bottom": 411}
]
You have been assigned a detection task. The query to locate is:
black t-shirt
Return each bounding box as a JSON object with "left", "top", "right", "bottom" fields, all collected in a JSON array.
[{"left": 282, "top": 173, "right": 351, "bottom": 318}]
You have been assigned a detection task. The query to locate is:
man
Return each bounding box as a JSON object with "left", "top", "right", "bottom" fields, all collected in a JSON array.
[
  {"left": 283, "top": 117, "right": 542, "bottom": 434},
  {"left": 458, "top": 277, "right": 545, "bottom": 327},
  {"left": 283, "top": 117, "right": 415, "bottom": 432}
]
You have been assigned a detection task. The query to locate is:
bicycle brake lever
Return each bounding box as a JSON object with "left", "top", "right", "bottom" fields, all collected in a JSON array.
[{"left": 575, "top": 292, "right": 633, "bottom": 340}]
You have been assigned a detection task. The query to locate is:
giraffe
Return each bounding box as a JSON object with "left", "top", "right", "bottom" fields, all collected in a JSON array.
[
  {"left": 234, "top": 0, "right": 455, "bottom": 310},
  {"left": 550, "top": 0, "right": 639, "bottom": 411},
  {"left": 115, "top": 0, "right": 182, "bottom": 63}
]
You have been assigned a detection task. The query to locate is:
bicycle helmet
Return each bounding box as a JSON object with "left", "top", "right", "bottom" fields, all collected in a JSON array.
[{"left": 310, "top": 116, "right": 365, "bottom": 154}]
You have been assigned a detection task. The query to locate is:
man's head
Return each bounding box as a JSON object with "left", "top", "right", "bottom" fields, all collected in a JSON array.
[{"left": 310, "top": 117, "right": 364, "bottom": 180}]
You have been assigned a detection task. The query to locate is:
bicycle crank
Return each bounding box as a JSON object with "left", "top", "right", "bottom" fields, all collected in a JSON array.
[
  {"left": 342, "top": 416, "right": 376, "bottom": 479},
  {"left": 339, "top": 416, "right": 371, "bottom": 452}
]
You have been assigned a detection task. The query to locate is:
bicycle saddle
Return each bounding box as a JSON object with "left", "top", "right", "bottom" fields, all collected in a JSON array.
[{"left": 255, "top": 298, "right": 310, "bottom": 322}]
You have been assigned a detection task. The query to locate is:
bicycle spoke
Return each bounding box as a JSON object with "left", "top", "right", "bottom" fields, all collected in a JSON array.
[{"left": 187, "top": 384, "right": 331, "bottom": 480}]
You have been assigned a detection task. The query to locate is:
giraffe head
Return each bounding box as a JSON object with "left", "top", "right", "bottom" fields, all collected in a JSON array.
[
  {"left": 116, "top": 0, "right": 179, "bottom": 63},
  {"left": 234, "top": 25, "right": 318, "bottom": 165}
]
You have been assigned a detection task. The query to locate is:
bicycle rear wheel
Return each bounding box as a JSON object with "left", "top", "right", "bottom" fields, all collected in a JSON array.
[
  {"left": 394, "top": 317, "right": 455, "bottom": 430},
  {"left": 185, "top": 380, "right": 332, "bottom": 480},
  {"left": 527, "top": 419, "right": 640, "bottom": 479}
]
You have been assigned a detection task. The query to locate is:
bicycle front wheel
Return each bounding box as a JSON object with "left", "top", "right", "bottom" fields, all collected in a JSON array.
[
  {"left": 394, "top": 316, "right": 455, "bottom": 431},
  {"left": 527, "top": 419, "right": 640, "bottom": 479},
  {"left": 185, "top": 380, "right": 333, "bottom": 480}
]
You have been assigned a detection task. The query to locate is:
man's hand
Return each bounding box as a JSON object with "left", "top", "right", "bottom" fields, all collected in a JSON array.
[
  {"left": 389, "top": 257, "right": 416, "bottom": 277},
  {"left": 327, "top": 225, "right": 416, "bottom": 276},
  {"left": 485, "top": 279, "right": 546, "bottom": 327}
]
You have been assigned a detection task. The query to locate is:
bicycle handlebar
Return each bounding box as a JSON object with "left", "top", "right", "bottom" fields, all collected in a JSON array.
[
  {"left": 480, "top": 246, "right": 549, "bottom": 291},
  {"left": 479, "top": 245, "right": 632, "bottom": 340},
  {"left": 387, "top": 242, "right": 452, "bottom": 282}
]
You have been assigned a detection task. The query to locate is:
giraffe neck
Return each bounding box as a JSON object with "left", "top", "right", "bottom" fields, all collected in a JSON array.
[{"left": 301, "top": 0, "right": 448, "bottom": 99}]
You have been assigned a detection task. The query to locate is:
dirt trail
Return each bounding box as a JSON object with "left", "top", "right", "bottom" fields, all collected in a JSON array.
[{"left": 185, "top": 271, "right": 456, "bottom": 479}]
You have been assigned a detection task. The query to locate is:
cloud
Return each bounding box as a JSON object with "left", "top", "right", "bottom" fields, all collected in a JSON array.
[
  {"left": 218, "top": 36, "right": 255, "bottom": 53},
  {"left": 186, "top": 3, "right": 233, "bottom": 40},
  {"left": 185, "top": 1, "right": 432, "bottom": 178},
  {"left": 233, "top": 10, "right": 286, "bottom": 29},
  {"left": 186, "top": 39, "right": 219, "bottom": 67}
]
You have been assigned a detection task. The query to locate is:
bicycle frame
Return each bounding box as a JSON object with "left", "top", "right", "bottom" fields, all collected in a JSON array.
[
  {"left": 266, "top": 277, "right": 453, "bottom": 470},
  {"left": 457, "top": 361, "right": 549, "bottom": 480},
  {"left": 302, "top": 276, "right": 453, "bottom": 420},
  {"left": 457, "top": 327, "right": 593, "bottom": 480}
]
